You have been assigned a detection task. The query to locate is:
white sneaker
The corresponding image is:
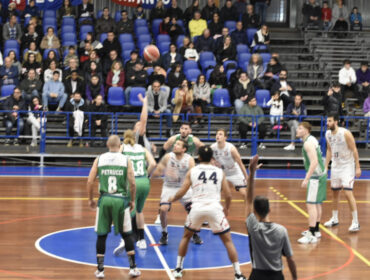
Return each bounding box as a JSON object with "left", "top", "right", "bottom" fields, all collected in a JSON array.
[
  {"left": 95, "top": 270, "right": 105, "bottom": 279},
  {"left": 258, "top": 143, "right": 266, "bottom": 150},
  {"left": 324, "top": 217, "right": 339, "bottom": 227},
  {"left": 348, "top": 222, "right": 360, "bottom": 232},
  {"left": 284, "top": 144, "right": 295, "bottom": 151},
  {"left": 155, "top": 214, "right": 161, "bottom": 224},
  {"left": 301, "top": 230, "right": 321, "bottom": 238},
  {"left": 298, "top": 231, "right": 318, "bottom": 244},
  {"left": 136, "top": 239, "right": 147, "bottom": 249},
  {"left": 113, "top": 239, "right": 125, "bottom": 256},
  {"left": 173, "top": 268, "right": 183, "bottom": 278},
  {"left": 128, "top": 267, "right": 141, "bottom": 277}
]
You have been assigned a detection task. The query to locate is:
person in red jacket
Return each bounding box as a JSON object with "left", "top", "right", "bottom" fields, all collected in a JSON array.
[
  {"left": 322, "top": 1, "right": 332, "bottom": 31},
  {"left": 106, "top": 61, "right": 125, "bottom": 93}
]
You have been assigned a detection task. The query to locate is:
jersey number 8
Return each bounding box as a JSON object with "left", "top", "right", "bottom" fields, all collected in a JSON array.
[{"left": 108, "top": 176, "right": 117, "bottom": 193}]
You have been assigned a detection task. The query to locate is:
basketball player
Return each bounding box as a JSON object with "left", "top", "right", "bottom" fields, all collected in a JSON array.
[
  {"left": 151, "top": 139, "right": 203, "bottom": 245},
  {"left": 87, "top": 135, "right": 140, "bottom": 278},
  {"left": 296, "top": 122, "right": 327, "bottom": 244},
  {"left": 211, "top": 128, "right": 249, "bottom": 196},
  {"left": 324, "top": 114, "right": 361, "bottom": 232},
  {"left": 113, "top": 130, "right": 157, "bottom": 255},
  {"left": 245, "top": 155, "right": 297, "bottom": 280},
  {"left": 169, "top": 146, "right": 246, "bottom": 280}
]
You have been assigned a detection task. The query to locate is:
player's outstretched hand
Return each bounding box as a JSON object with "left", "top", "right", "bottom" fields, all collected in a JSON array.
[
  {"left": 88, "top": 199, "right": 97, "bottom": 210},
  {"left": 249, "top": 155, "right": 260, "bottom": 173},
  {"left": 129, "top": 201, "right": 135, "bottom": 212},
  {"left": 355, "top": 167, "right": 361, "bottom": 178},
  {"left": 138, "top": 93, "right": 146, "bottom": 103},
  {"left": 301, "top": 178, "right": 308, "bottom": 188}
]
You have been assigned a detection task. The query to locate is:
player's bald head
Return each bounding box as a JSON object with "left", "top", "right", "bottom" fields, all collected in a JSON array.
[{"left": 107, "top": 135, "right": 121, "bottom": 149}]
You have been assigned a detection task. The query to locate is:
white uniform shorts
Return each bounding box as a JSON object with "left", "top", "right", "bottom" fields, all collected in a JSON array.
[
  {"left": 160, "top": 185, "right": 192, "bottom": 207},
  {"left": 185, "top": 202, "right": 230, "bottom": 234},
  {"left": 225, "top": 169, "right": 247, "bottom": 190},
  {"left": 331, "top": 163, "right": 355, "bottom": 190}
]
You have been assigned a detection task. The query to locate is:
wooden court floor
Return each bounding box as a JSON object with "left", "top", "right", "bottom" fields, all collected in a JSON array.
[{"left": 0, "top": 176, "right": 369, "bottom": 280}]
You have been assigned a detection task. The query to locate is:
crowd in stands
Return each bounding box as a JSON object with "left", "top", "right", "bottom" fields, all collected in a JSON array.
[{"left": 0, "top": 0, "right": 368, "bottom": 150}]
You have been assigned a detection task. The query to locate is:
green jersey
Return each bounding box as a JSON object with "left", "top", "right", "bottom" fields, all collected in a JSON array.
[
  {"left": 302, "top": 135, "right": 326, "bottom": 178},
  {"left": 97, "top": 152, "right": 129, "bottom": 196},
  {"left": 122, "top": 143, "right": 147, "bottom": 177},
  {"left": 174, "top": 134, "right": 196, "bottom": 155}
]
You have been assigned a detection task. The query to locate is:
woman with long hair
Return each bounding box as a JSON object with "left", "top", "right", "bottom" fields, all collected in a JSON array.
[
  {"left": 86, "top": 74, "right": 104, "bottom": 103},
  {"left": 172, "top": 79, "right": 194, "bottom": 122},
  {"left": 217, "top": 35, "right": 236, "bottom": 63},
  {"left": 85, "top": 60, "right": 103, "bottom": 82},
  {"left": 106, "top": 61, "right": 125, "bottom": 92},
  {"left": 209, "top": 64, "right": 227, "bottom": 90},
  {"left": 7, "top": 50, "right": 22, "bottom": 74},
  {"left": 23, "top": 41, "right": 42, "bottom": 63},
  {"left": 193, "top": 74, "right": 211, "bottom": 124},
  {"left": 42, "top": 50, "right": 59, "bottom": 71},
  {"left": 184, "top": 0, "right": 200, "bottom": 23},
  {"left": 22, "top": 52, "right": 41, "bottom": 77}
]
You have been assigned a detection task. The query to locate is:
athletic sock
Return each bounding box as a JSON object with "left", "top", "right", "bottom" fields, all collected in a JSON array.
[
  {"left": 138, "top": 229, "right": 144, "bottom": 240},
  {"left": 128, "top": 254, "right": 136, "bottom": 269},
  {"left": 97, "top": 255, "right": 104, "bottom": 271},
  {"left": 162, "top": 226, "right": 167, "bottom": 233},
  {"left": 333, "top": 210, "right": 339, "bottom": 221},
  {"left": 309, "top": 227, "right": 316, "bottom": 236},
  {"left": 176, "top": 256, "right": 184, "bottom": 269},
  {"left": 352, "top": 211, "right": 358, "bottom": 224},
  {"left": 315, "top": 222, "right": 320, "bottom": 232},
  {"left": 232, "top": 262, "right": 241, "bottom": 275}
]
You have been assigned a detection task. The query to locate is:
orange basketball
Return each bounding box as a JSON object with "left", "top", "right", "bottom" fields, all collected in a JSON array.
[{"left": 143, "top": 45, "right": 160, "bottom": 62}]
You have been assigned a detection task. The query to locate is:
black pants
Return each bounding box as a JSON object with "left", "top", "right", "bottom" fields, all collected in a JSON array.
[
  {"left": 249, "top": 269, "right": 284, "bottom": 280},
  {"left": 91, "top": 121, "right": 108, "bottom": 138},
  {"left": 193, "top": 99, "right": 208, "bottom": 117},
  {"left": 239, "top": 122, "right": 267, "bottom": 140}
]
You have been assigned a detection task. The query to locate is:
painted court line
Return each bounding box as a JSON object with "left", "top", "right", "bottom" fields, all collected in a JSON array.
[{"left": 144, "top": 225, "right": 175, "bottom": 280}]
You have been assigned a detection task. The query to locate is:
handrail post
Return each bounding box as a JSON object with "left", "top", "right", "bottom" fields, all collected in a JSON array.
[{"left": 251, "top": 115, "right": 258, "bottom": 156}]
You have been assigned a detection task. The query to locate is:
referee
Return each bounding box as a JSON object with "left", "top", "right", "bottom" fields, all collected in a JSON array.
[{"left": 245, "top": 155, "right": 297, "bottom": 280}]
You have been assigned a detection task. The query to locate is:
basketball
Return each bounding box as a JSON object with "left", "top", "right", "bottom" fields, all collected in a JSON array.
[{"left": 143, "top": 45, "right": 160, "bottom": 62}]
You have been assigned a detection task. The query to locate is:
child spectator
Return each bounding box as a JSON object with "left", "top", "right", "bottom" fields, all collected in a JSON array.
[
  {"left": 64, "top": 46, "right": 79, "bottom": 68},
  {"left": 321, "top": 1, "right": 332, "bottom": 31},
  {"left": 350, "top": 7, "right": 362, "bottom": 31},
  {"left": 267, "top": 91, "right": 284, "bottom": 129}
]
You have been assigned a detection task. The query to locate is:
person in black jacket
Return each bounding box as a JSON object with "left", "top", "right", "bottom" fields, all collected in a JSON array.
[
  {"left": 323, "top": 82, "right": 344, "bottom": 116},
  {"left": 89, "top": 94, "right": 108, "bottom": 147},
  {"left": 167, "top": 63, "right": 186, "bottom": 99},
  {"left": 150, "top": 0, "right": 167, "bottom": 22},
  {"left": 270, "top": 69, "right": 296, "bottom": 108},
  {"left": 101, "top": 32, "right": 122, "bottom": 59},
  {"left": 124, "top": 61, "right": 148, "bottom": 104},
  {"left": 195, "top": 29, "right": 214, "bottom": 53},
  {"left": 64, "top": 70, "right": 86, "bottom": 99},
  {"left": 220, "top": 0, "right": 237, "bottom": 22},
  {"left": 217, "top": 35, "right": 236, "bottom": 63},
  {"left": 201, "top": 0, "right": 219, "bottom": 22},
  {"left": 242, "top": 4, "right": 260, "bottom": 29},
  {"left": 166, "top": 0, "right": 184, "bottom": 20},
  {"left": 208, "top": 12, "right": 223, "bottom": 37},
  {"left": 77, "top": 0, "right": 94, "bottom": 20},
  {"left": 233, "top": 72, "right": 255, "bottom": 114},
  {"left": 302, "top": 0, "right": 322, "bottom": 30},
  {"left": 209, "top": 64, "right": 227, "bottom": 89},
  {"left": 3, "top": 88, "right": 26, "bottom": 145}
]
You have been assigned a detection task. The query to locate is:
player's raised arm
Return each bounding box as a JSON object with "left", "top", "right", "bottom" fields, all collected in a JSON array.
[
  {"left": 127, "top": 159, "right": 136, "bottom": 211},
  {"left": 169, "top": 170, "right": 192, "bottom": 203},
  {"left": 231, "top": 145, "right": 249, "bottom": 183},
  {"left": 302, "top": 141, "right": 318, "bottom": 188},
  {"left": 344, "top": 130, "right": 362, "bottom": 177},
  {"left": 137, "top": 94, "right": 148, "bottom": 136},
  {"left": 325, "top": 135, "right": 332, "bottom": 172},
  {"left": 163, "top": 135, "right": 176, "bottom": 152},
  {"left": 193, "top": 136, "right": 205, "bottom": 148},
  {"left": 151, "top": 153, "right": 170, "bottom": 178},
  {"left": 245, "top": 155, "right": 259, "bottom": 217},
  {"left": 221, "top": 172, "right": 232, "bottom": 216},
  {"left": 87, "top": 157, "right": 99, "bottom": 209},
  {"left": 145, "top": 148, "right": 157, "bottom": 176}
]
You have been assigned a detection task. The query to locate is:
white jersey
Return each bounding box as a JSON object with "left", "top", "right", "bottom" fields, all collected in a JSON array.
[
  {"left": 211, "top": 142, "right": 242, "bottom": 177},
  {"left": 326, "top": 127, "right": 354, "bottom": 168},
  {"left": 163, "top": 152, "right": 191, "bottom": 188},
  {"left": 190, "top": 164, "right": 223, "bottom": 204}
]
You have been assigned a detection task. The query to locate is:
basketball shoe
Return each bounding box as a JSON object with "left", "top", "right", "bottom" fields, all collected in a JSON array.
[
  {"left": 348, "top": 222, "right": 360, "bottom": 232},
  {"left": 324, "top": 217, "right": 339, "bottom": 227},
  {"left": 301, "top": 230, "right": 321, "bottom": 238},
  {"left": 113, "top": 239, "right": 125, "bottom": 256},
  {"left": 136, "top": 239, "right": 147, "bottom": 249},
  {"left": 159, "top": 231, "right": 168, "bottom": 245},
  {"left": 95, "top": 269, "right": 104, "bottom": 279},
  {"left": 298, "top": 231, "right": 318, "bottom": 244},
  {"left": 235, "top": 273, "right": 247, "bottom": 280},
  {"left": 173, "top": 268, "right": 183, "bottom": 278},
  {"left": 128, "top": 267, "right": 141, "bottom": 277}
]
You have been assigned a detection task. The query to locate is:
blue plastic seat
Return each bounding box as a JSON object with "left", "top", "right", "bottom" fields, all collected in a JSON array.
[
  {"left": 119, "top": 33, "right": 134, "bottom": 44},
  {"left": 255, "top": 89, "right": 271, "bottom": 108},
  {"left": 115, "top": 11, "right": 121, "bottom": 22},
  {"left": 122, "top": 49, "right": 132, "bottom": 61},
  {"left": 226, "top": 69, "right": 236, "bottom": 82},
  {"left": 246, "top": 28, "right": 258, "bottom": 45},
  {"left": 1, "top": 85, "right": 16, "bottom": 98},
  {"left": 260, "top": 53, "right": 272, "bottom": 64},
  {"left": 107, "top": 87, "right": 125, "bottom": 106},
  {"left": 43, "top": 10, "right": 56, "bottom": 19},
  {"left": 137, "top": 34, "right": 152, "bottom": 44},
  {"left": 236, "top": 44, "right": 250, "bottom": 54},
  {"left": 238, "top": 53, "right": 251, "bottom": 68},
  {"left": 61, "top": 25, "right": 75, "bottom": 34},
  {"left": 206, "top": 68, "right": 213, "bottom": 81},
  {"left": 158, "top": 41, "right": 170, "bottom": 54},
  {"left": 79, "top": 25, "right": 94, "bottom": 40},
  {"left": 212, "top": 89, "right": 231, "bottom": 107},
  {"left": 43, "top": 24, "right": 57, "bottom": 34},
  {"left": 183, "top": 60, "right": 199, "bottom": 73},
  {"left": 224, "top": 20, "right": 237, "bottom": 33},
  {"left": 201, "top": 60, "right": 216, "bottom": 73},
  {"left": 151, "top": 19, "right": 162, "bottom": 39},
  {"left": 223, "top": 60, "right": 238, "bottom": 71},
  {"left": 62, "top": 33, "right": 77, "bottom": 46},
  {"left": 171, "top": 87, "right": 179, "bottom": 100},
  {"left": 199, "top": 51, "right": 215, "bottom": 64},
  {"left": 134, "top": 19, "right": 147, "bottom": 28},
  {"left": 135, "top": 26, "right": 150, "bottom": 36},
  {"left": 4, "top": 48, "right": 19, "bottom": 60},
  {"left": 156, "top": 34, "right": 171, "bottom": 44},
  {"left": 4, "top": 40, "right": 19, "bottom": 51},
  {"left": 96, "top": 10, "right": 103, "bottom": 19},
  {"left": 62, "top": 17, "right": 76, "bottom": 27},
  {"left": 252, "top": 44, "right": 268, "bottom": 53},
  {"left": 99, "top": 33, "right": 108, "bottom": 43},
  {"left": 121, "top": 42, "right": 135, "bottom": 51},
  {"left": 129, "top": 87, "right": 146, "bottom": 106},
  {"left": 176, "top": 35, "right": 185, "bottom": 49},
  {"left": 43, "top": 48, "right": 60, "bottom": 60},
  {"left": 185, "top": 69, "right": 201, "bottom": 83}
]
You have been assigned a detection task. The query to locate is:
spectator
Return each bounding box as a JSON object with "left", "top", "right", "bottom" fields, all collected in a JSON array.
[
  {"left": 96, "top": 7, "right": 116, "bottom": 37},
  {"left": 208, "top": 12, "right": 223, "bottom": 38},
  {"left": 188, "top": 10, "right": 207, "bottom": 39},
  {"left": 350, "top": 7, "right": 362, "bottom": 31},
  {"left": 7, "top": 50, "right": 21, "bottom": 75},
  {"left": 28, "top": 16, "right": 43, "bottom": 37},
  {"left": 102, "top": 32, "right": 121, "bottom": 59},
  {"left": 106, "top": 61, "right": 125, "bottom": 92},
  {"left": 172, "top": 79, "right": 194, "bottom": 122},
  {"left": 331, "top": 0, "right": 349, "bottom": 33},
  {"left": 42, "top": 49, "right": 59, "bottom": 71},
  {"left": 86, "top": 74, "right": 104, "bottom": 103},
  {"left": 82, "top": 49, "right": 101, "bottom": 72},
  {"left": 40, "top": 27, "right": 60, "bottom": 50},
  {"left": 233, "top": 72, "right": 255, "bottom": 114},
  {"left": 254, "top": 0, "right": 270, "bottom": 25},
  {"left": 247, "top": 54, "right": 265, "bottom": 88},
  {"left": 148, "top": 65, "right": 167, "bottom": 86},
  {"left": 215, "top": 27, "right": 230, "bottom": 50},
  {"left": 179, "top": 36, "right": 191, "bottom": 57},
  {"left": 184, "top": 42, "right": 199, "bottom": 61},
  {"left": 267, "top": 91, "right": 284, "bottom": 128},
  {"left": 184, "top": 0, "right": 200, "bottom": 23},
  {"left": 201, "top": 0, "right": 219, "bottom": 22},
  {"left": 238, "top": 96, "right": 266, "bottom": 149},
  {"left": 20, "top": 24, "right": 41, "bottom": 52},
  {"left": 79, "top": 32, "right": 103, "bottom": 53},
  {"left": 85, "top": 60, "right": 103, "bottom": 83},
  {"left": 26, "top": 96, "right": 43, "bottom": 147},
  {"left": 42, "top": 71, "right": 67, "bottom": 111},
  {"left": 231, "top": 21, "right": 248, "bottom": 46},
  {"left": 228, "top": 68, "right": 243, "bottom": 96},
  {"left": 64, "top": 46, "right": 79, "bottom": 68},
  {"left": 271, "top": 69, "right": 296, "bottom": 108},
  {"left": 147, "top": 80, "right": 173, "bottom": 135},
  {"left": 7, "top": 2, "right": 21, "bottom": 18},
  {"left": 338, "top": 59, "right": 356, "bottom": 100},
  {"left": 65, "top": 70, "right": 85, "bottom": 98},
  {"left": 125, "top": 61, "right": 148, "bottom": 104},
  {"left": 195, "top": 29, "right": 214, "bottom": 53},
  {"left": 260, "top": 57, "right": 282, "bottom": 89},
  {"left": 160, "top": 15, "right": 171, "bottom": 34},
  {"left": 251, "top": 24, "right": 270, "bottom": 49},
  {"left": 3, "top": 87, "right": 25, "bottom": 145},
  {"left": 77, "top": 0, "right": 94, "bottom": 20},
  {"left": 124, "top": 50, "right": 142, "bottom": 73},
  {"left": 133, "top": 4, "right": 146, "bottom": 20},
  {"left": 166, "top": 0, "right": 183, "bottom": 20},
  {"left": 65, "top": 92, "right": 88, "bottom": 147},
  {"left": 302, "top": 0, "right": 322, "bottom": 30},
  {"left": 44, "top": 61, "right": 62, "bottom": 83},
  {"left": 242, "top": 4, "right": 260, "bottom": 29},
  {"left": 19, "top": 69, "right": 42, "bottom": 104},
  {"left": 209, "top": 64, "right": 227, "bottom": 90},
  {"left": 116, "top": 10, "right": 134, "bottom": 34},
  {"left": 64, "top": 58, "right": 83, "bottom": 79},
  {"left": 321, "top": 1, "right": 332, "bottom": 31},
  {"left": 24, "top": 41, "right": 42, "bottom": 64},
  {"left": 167, "top": 63, "right": 186, "bottom": 92},
  {"left": 58, "top": 0, "right": 76, "bottom": 24},
  {"left": 162, "top": 44, "right": 183, "bottom": 70},
  {"left": 363, "top": 93, "right": 370, "bottom": 117},
  {"left": 23, "top": 0, "right": 39, "bottom": 19},
  {"left": 103, "top": 50, "right": 122, "bottom": 78},
  {"left": 2, "top": 14, "right": 22, "bottom": 43},
  {"left": 284, "top": 94, "right": 307, "bottom": 151},
  {"left": 0, "top": 57, "right": 19, "bottom": 86},
  {"left": 167, "top": 17, "right": 184, "bottom": 44},
  {"left": 216, "top": 35, "right": 236, "bottom": 63},
  {"left": 233, "top": 0, "right": 247, "bottom": 21},
  {"left": 193, "top": 74, "right": 211, "bottom": 124},
  {"left": 323, "top": 82, "right": 343, "bottom": 116},
  {"left": 356, "top": 61, "right": 370, "bottom": 104},
  {"left": 79, "top": 42, "right": 93, "bottom": 64},
  {"left": 150, "top": 0, "right": 167, "bottom": 22},
  {"left": 220, "top": 0, "right": 237, "bottom": 22},
  {"left": 89, "top": 94, "right": 108, "bottom": 146}
]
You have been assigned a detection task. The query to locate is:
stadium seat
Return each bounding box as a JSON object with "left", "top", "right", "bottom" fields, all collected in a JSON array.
[
  {"left": 129, "top": 87, "right": 146, "bottom": 106},
  {"left": 151, "top": 19, "right": 163, "bottom": 38},
  {"left": 236, "top": 44, "right": 250, "bottom": 54},
  {"left": 171, "top": 87, "right": 179, "bottom": 100},
  {"left": 224, "top": 20, "right": 237, "bottom": 33},
  {"left": 260, "top": 53, "right": 272, "bottom": 64},
  {"left": 255, "top": 89, "right": 271, "bottom": 108},
  {"left": 158, "top": 41, "right": 170, "bottom": 54},
  {"left": 79, "top": 25, "right": 94, "bottom": 40},
  {"left": 43, "top": 10, "right": 56, "bottom": 19},
  {"left": 4, "top": 48, "right": 19, "bottom": 60},
  {"left": 246, "top": 28, "right": 257, "bottom": 45},
  {"left": 176, "top": 35, "right": 185, "bottom": 49},
  {"left": 121, "top": 42, "right": 135, "bottom": 52},
  {"left": 122, "top": 49, "right": 132, "bottom": 61},
  {"left": 1, "top": 85, "right": 16, "bottom": 98},
  {"left": 183, "top": 60, "right": 199, "bottom": 73},
  {"left": 134, "top": 19, "right": 147, "bottom": 29},
  {"left": 206, "top": 68, "right": 213, "bottom": 81},
  {"left": 99, "top": 33, "right": 108, "bottom": 43},
  {"left": 62, "top": 33, "right": 77, "bottom": 46},
  {"left": 135, "top": 26, "right": 150, "bottom": 36},
  {"left": 199, "top": 51, "right": 215, "bottom": 64},
  {"left": 185, "top": 69, "right": 201, "bottom": 82},
  {"left": 146, "top": 68, "right": 154, "bottom": 76},
  {"left": 252, "top": 44, "right": 268, "bottom": 53},
  {"left": 43, "top": 49, "right": 60, "bottom": 60},
  {"left": 119, "top": 33, "right": 134, "bottom": 44},
  {"left": 177, "top": 20, "right": 185, "bottom": 32},
  {"left": 96, "top": 10, "right": 103, "bottom": 19},
  {"left": 226, "top": 69, "right": 236, "bottom": 82},
  {"left": 43, "top": 24, "right": 57, "bottom": 34},
  {"left": 137, "top": 34, "right": 152, "bottom": 44},
  {"left": 238, "top": 53, "right": 251, "bottom": 68},
  {"left": 223, "top": 60, "right": 237, "bottom": 71},
  {"left": 138, "top": 41, "right": 150, "bottom": 56},
  {"left": 212, "top": 89, "right": 231, "bottom": 107},
  {"left": 43, "top": 17, "right": 57, "bottom": 27},
  {"left": 24, "top": 16, "right": 31, "bottom": 27},
  {"left": 4, "top": 40, "right": 19, "bottom": 51},
  {"left": 61, "top": 25, "right": 75, "bottom": 34},
  {"left": 115, "top": 11, "right": 121, "bottom": 22},
  {"left": 156, "top": 34, "right": 171, "bottom": 44},
  {"left": 201, "top": 60, "right": 216, "bottom": 73},
  {"left": 62, "top": 17, "right": 76, "bottom": 27},
  {"left": 107, "top": 87, "right": 125, "bottom": 106}
]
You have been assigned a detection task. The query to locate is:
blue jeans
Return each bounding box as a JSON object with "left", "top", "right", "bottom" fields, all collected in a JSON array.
[
  {"left": 255, "top": 2, "right": 268, "bottom": 24},
  {"left": 5, "top": 118, "right": 24, "bottom": 136},
  {"left": 234, "top": 99, "right": 244, "bottom": 115},
  {"left": 42, "top": 92, "right": 68, "bottom": 109}
]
